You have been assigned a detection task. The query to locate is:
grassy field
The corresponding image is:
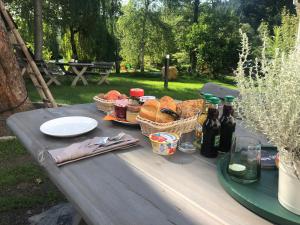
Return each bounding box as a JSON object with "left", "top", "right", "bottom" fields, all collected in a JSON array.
[
  {"left": 0, "top": 139, "right": 64, "bottom": 225},
  {"left": 1, "top": 72, "right": 235, "bottom": 224},
  {"left": 27, "top": 72, "right": 235, "bottom": 104}
]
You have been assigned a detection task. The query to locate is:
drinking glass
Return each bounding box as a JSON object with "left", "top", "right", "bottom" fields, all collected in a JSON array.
[
  {"left": 228, "top": 136, "right": 261, "bottom": 184},
  {"left": 178, "top": 131, "right": 196, "bottom": 154}
]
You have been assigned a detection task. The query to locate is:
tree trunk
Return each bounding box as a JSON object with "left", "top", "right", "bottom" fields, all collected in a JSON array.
[
  {"left": 33, "top": 0, "right": 43, "bottom": 61},
  {"left": 115, "top": 48, "right": 121, "bottom": 74},
  {"left": 70, "top": 26, "right": 78, "bottom": 60},
  {"left": 139, "top": 0, "right": 150, "bottom": 73},
  {"left": 140, "top": 41, "right": 145, "bottom": 72},
  {"left": 190, "top": 0, "right": 200, "bottom": 73},
  {"left": 295, "top": 0, "right": 300, "bottom": 13},
  {"left": 0, "top": 16, "right": 32, "bottom": 136},
  {"left": 193, "top": 0, "right": 200, "bottom": 23}
]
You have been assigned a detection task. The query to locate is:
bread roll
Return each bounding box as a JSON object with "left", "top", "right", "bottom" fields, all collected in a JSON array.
[
  {"left": 139, "top": 100, "right": 160, "bottom": 122},
  {"left": 139, "top": 99, "right": 175, "bottom": 123},
  {"left": 176, "top": 99, "right": 205, "bottom": 118},
  {"left": 104, "top": 90, "right": 121, "bottom": 100},
  {"left": 160, "top": 96, "right": 176, "bottom": 111}
]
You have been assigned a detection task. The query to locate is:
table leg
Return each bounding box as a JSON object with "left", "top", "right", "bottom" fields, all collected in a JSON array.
[
  {"left": 97, "top": 70, "right": 110, "bottom": 85},
  {"left": 58, "top": 64, "right": 67, "bottom": 73},
  {"left": 42, "top": 67, "right": 61, "bottom": 86},
  {"left": 71, "top": 66, "right": 88, "bottom": 87}
]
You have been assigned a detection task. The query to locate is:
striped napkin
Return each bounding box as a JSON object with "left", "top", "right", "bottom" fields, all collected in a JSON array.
[{"left": 48, "top": 134, "right": 139, "bottom": 166}]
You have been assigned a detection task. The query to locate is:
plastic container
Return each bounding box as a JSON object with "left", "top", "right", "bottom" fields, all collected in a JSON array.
[{"left": 149, "top": 132, "right": 179, "bottom": 156}]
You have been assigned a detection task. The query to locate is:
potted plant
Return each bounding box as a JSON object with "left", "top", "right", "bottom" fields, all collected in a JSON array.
[{"left": 234, "top": 24, "right": 300, "bottom": 215}]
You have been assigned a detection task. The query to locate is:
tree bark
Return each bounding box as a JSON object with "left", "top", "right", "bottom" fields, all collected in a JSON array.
[
  {"left": 139, "top": 0, "right": 150, "bottom": 73},
  {"left": 70, "top": 26, "right": 78, "bottom": 60},
  {"left": 0, "top": 17, "right": 32, "bottom": 117},
  {"left": 190, "top": 0, "right": 200, "bottom": 73},
  {"left": 33, "top": 0, "right": 43, "bottom": 60}
]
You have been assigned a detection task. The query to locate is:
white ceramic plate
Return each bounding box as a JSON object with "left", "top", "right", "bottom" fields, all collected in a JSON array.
[{"left": 40, "top": 116, "right": 98, "bottom": 137}]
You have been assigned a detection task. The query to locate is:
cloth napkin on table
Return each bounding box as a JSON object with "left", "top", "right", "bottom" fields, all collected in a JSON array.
[{"left": 48, "top": 134, "right": 139, "bottom": 166}]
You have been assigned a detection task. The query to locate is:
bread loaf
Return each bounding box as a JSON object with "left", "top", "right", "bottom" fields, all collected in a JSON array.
[
  {"left": 160, "top": 96, "right": 177, "bottom": 111},
  {"left": 176, "top": 99, "right": 205, "bottom": 118},
  {"left": 139, "top": 99, "right": 176, "bottom": 123}
]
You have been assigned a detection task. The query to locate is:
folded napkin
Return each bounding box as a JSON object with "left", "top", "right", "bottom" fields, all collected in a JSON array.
[{"left": 48, "top": 134, "right": 139, "bottom": 166}]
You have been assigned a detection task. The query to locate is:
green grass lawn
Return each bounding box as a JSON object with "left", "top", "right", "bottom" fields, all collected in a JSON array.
[
  {"left": 27, "top": 72, "right": 235, "bottom": 104},
  {"left": 0, "top": 72, "right": 235, "bottom": 224},
  {"left": 0, "top": 139, "right": 64, "bottom": 225}
]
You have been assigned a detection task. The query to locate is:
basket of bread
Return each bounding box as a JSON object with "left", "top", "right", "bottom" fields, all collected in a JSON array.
[
  {"left": 136, "top": 96, "right": 204, "bottom": 137},
  {"left": 93, "top": 90, "right": 127, "bottom": 113}
]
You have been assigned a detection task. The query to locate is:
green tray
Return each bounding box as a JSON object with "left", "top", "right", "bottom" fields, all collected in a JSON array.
[{"left": 217, "top": 153, "right": 300, "bottom": 225}]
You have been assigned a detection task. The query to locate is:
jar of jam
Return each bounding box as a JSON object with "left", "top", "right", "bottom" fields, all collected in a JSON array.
[
  {"left": 130, "top": 88, "right": 144, "bottom": 105},
  {"left": 114, "top": 99, "right": 129, "bottom": 119},
  {"left": 126, "top": 104, "right": 141, "bottom": 123}
]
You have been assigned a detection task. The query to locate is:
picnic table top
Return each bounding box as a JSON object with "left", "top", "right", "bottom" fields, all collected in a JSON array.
[
  {"left": 55, "top": 62, "right": 94, "bottom": 67},
  {"left": 55, "top": 62, "right": 114, "bottom": 67},
  {"left": 7, "top": 103, "right": 272, "bottom": 225}
]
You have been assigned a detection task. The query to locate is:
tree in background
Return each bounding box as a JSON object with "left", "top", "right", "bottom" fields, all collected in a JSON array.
[
  {"left": 33, "top": 0, "right": 43, "bottom": 60},
  {"left": 6, "top": 0, "right": 121, "bottom": 61},
  {"left": 117, "top": 0, "right": 173, "bottom": 71},
  {"left": 184, "top": 4, "right": 240, "bottom": 77},
  {"left": 258, "top": 9, "right": 298, "bottom": 58},
  {"left": 238, "top": 0, "right": 295, "bottom": 30},
  {"left": 4, "top": 0, "right": 298, "bottom": 77}
]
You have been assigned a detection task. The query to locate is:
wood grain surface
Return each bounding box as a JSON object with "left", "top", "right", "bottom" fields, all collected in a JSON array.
[{"left": 7, "top": 103, "right": 272, "bottom": 225}]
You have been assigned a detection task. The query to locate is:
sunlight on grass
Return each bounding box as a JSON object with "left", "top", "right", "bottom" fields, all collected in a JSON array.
[{"left": 26, "top": 73, "right": 235, "bottom": 104}]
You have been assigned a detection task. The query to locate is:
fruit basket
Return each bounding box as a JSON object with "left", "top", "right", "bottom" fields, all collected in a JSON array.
[{"left": 93, "top": 96, "right": 115, "bottom": 113}]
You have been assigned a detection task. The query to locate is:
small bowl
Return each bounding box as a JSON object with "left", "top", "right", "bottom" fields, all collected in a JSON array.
[{"left": 149, "top": 132, "right": 179, "bottom": 156}]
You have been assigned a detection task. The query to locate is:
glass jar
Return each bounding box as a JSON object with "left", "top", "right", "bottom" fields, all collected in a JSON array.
[
  {"left": 228, "top": 136, "right": 261, "bottom": 184},
  {"left": 178, "top": 131, "right": 196, "bottom": 153},
  {"left": 126, "top": 104, "right": 141, "bottom": 123},
  {"left": 114, "top": 99, "right": 129, "bottom": 119}
]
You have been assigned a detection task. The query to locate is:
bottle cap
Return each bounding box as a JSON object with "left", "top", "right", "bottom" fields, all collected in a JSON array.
[
  {"left": 224, "top": 95, "right": 235, "bottom": 102},
  {"left": 130, "top": 88, "right": 144, "bottom": 97},
  {"left": 210, "top": 97, "right": 220, "bottom": 104},
  {"left": 203, "top": 93, "right": 213, "bottom": 100}
]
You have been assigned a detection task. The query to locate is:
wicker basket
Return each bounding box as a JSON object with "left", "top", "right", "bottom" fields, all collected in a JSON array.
[
  {"left": 93, "top": 96, "right": 115, "bottom": 113},
  {"left": 136, "top": 115, "right": 198, "bottom": 137}
]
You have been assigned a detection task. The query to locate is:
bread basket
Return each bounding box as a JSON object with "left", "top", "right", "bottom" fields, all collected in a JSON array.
[
  {"left": 136, "top": 115, "right": 198, "bottom": 137},
  {"left": 93, "top": 96, "right": 115, "bottom": 113}
]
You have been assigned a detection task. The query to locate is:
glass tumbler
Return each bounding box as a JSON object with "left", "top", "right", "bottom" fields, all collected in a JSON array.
[
  {"left": 178, "top": 131, "right": 197, "bottom": 154},
  {"left": 228, "top": 136, "right": 261, "bottom": 184}
]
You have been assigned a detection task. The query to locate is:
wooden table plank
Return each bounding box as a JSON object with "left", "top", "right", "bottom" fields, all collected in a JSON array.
[{"left": 7, "top": 104, "right": 272, "bottom": 225}]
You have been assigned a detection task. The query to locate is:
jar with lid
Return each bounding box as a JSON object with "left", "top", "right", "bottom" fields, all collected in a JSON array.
[
  {"left": 129, "top": 88, "right": 144, "bottom": 105},
  {"left": 126, "top": 104, "right": 141, "bottom": 123}
]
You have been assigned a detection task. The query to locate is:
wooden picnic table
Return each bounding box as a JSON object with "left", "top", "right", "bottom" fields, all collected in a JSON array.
[
  {"left": 7, "top": 103, "right": 272, "bottom": 225},
  {"left": 55, "top": 62, "right": 113, "bottom": 87}
]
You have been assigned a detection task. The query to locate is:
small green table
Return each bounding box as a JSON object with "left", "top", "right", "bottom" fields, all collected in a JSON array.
[{"left": 217, "top": 153, "right": 300, "bottom": 225}]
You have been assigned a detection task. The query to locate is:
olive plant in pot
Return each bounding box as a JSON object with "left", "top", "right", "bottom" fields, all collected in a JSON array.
[{"left": 234, "top": 26, "right": 300, "bottom": 214}]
